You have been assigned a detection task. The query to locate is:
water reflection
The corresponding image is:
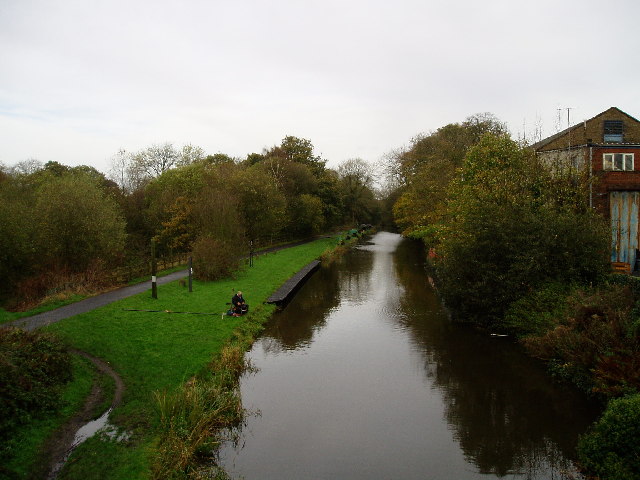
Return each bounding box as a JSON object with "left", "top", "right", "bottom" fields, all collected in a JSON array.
[
  {"left": 390, "top": 236, "right": 601, "bottom": 477},
  {"left": 219, "top": 232, "right": 599, "bottom": 479}
]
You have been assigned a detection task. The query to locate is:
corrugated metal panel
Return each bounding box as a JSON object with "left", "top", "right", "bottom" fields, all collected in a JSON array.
[{"left": 610, "top": 191, "right": 640, "bottom": 268}]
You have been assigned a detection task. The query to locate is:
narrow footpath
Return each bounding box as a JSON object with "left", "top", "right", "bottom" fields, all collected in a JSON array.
[
  {"left": 7, "top": 269, "right": 189, "bottom": 331},
  {"left": 7, "top": 236, "right": 327, "bottom": 332}
]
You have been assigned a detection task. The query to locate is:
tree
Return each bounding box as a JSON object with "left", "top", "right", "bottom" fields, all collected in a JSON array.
[
  {"left": 0, "top": 173, "right": 38, "bottom": 288},
  {"left": 131, "top": 143, "right": 180, "bottom": 179},
  {"left": 435, "top": 134, "right": 609, "bottom": 327},
  {"left": 315, "top": 169, "right": 345, "bottom": 228},
  {"left": 234, "top": 163, "right": 286, "bottom": 241},
  {"left": 338, "top": 158, "right": 377, "bottom": 225},
  {"left": 144, "top": 162, "right": 208, "bottom": 250},
  {"left": 108, "top": 149, "right": 132, "bottom": 193},
  {"left": 578, "top": 393, "right": 640, "bottom": 480},
  {"left": 204, "top": 153, "right": 236, "bottom": 165},
  {"left": 391, "top": 113, "right": 508, "bottom": 240},
  {"left": 288, "top": 193, "right": 325, "bottom": 236},
  {"left": 178, "top": 144, "right": 206, "bottom": 166},
  {"left": 279, "top": 135, "right": 326, "bottom": 175},
  {"left": 259, "top": 136, "right": 326, "bottom": 187},
  {"left": 154, "top": 196, "right": 194, "bottom": 253},
  {"left": 10, "top": 158, "right": 42, "bottom": 176},
  {"left": 34, "top": 171, "right": 127, "bottom": 271}
]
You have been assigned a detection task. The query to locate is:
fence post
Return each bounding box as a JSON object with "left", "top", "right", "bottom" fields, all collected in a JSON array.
[{"left": 151, "top": 239, "right": 158, "bottom": 299}]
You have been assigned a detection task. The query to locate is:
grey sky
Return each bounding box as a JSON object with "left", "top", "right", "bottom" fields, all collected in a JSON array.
[{"left": 1, "top": 0, "right": 639, "bottom": 173}]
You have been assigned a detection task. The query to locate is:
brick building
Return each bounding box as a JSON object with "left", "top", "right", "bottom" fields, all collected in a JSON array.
[{"left": 532, "top": 107, "right": 640, "bottom": 272}]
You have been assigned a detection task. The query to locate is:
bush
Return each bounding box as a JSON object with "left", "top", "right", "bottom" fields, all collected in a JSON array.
[
  {"left": 0, "top": 327, "right": 72, "bottom": 458},
  {"left": 521, "top": 284, "right": 640, "bottom": 397},
  {"left": 502, "top": 282, "right": 572, "bottom": 337},
  {"left": 435, "top": 134, "right": 609, "bottom": 327},
  {"left": 578, "top": 393, "right": 640, "bottom": 480},
  {"left": 191, "top": 236, "right": 242, "bottom": 281}
]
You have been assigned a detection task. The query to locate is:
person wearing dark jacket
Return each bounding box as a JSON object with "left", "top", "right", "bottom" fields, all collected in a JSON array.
[{"left": 231, "top": 291, "right": 248, "bottom": 316}]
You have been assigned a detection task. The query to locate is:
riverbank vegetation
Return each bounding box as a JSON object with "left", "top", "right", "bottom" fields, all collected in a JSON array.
[
  {"left": 0, "top": 136, "right": 380, "bottom": 311},
  {"left": 1, "top": 237, "right": 338, "bottom": 478},
  {"left": 386, "top": 115, "right": 639, "bottom": 479}
]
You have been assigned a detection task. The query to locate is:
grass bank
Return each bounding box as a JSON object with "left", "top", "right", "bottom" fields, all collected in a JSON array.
[
  {"left": 34, "top": 236, "right": 338, "bottom": 479},
  {"left": 0, "top": 265, "right": 189, "bottom": 326}
]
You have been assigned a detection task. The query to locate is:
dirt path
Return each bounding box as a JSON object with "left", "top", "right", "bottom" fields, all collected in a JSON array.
[{"left": 39, "top": 350, "right": 125, "bottom": 480}]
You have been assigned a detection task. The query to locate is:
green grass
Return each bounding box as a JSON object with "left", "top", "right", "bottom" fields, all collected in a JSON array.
[
  {"left": 0, "top": 264, "right": 190, "bottom": 325},
  {"left": 3, "top": 354, "right": 95, "bottom": 479},
  {"left": 39, "top": 236, "right": 338, "bottom": 479}
]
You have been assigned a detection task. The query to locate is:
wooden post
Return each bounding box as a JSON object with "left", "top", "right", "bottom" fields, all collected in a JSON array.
[
  {"left": 188, "top": 256, "right": 193, "bottom": 292},
  {"left": 151, "top": 239, "right": 158, "bottom": 299}
]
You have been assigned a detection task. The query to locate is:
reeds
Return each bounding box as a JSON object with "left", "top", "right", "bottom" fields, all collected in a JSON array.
[{"left": 151, "top": 345, "right": 250, "bottom": 479}]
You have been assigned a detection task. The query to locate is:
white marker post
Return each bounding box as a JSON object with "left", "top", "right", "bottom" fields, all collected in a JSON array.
[{"left": 151, "top": 239, "right": 158, "bottom": 299}]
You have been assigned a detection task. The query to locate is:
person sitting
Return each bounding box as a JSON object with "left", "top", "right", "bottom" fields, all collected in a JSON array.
[{"left": 231, "top": 291, "right": 249, "bottom": 316}]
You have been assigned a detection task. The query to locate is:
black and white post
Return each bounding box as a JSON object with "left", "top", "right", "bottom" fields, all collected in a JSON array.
[{"left": 151, "top": 239, "right": 158, "bottom": 299}]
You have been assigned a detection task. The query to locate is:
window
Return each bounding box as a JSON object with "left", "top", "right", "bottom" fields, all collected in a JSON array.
[
  {"left": 604, "top": 120, "right": 624, "bottom": 142},
  {"left": 603, "top": 153, "right": 634, "bottom": 171}
]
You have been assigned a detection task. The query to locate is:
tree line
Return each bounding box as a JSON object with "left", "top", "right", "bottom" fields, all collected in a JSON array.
[
  {"left": 385, "top": 114, "right": 637, "bottom": 480},
  {"left": 0, "top": 136, "right": 381, "bottom": 306}
]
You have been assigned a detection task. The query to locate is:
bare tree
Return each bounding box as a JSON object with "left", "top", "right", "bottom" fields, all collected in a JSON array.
[
  {"left": 131, "top": 143, "right": 180, "bottom": 178},
  {"left": 178, "top": 144, "right": 206, "bottom": 167},
  {"left": 11, "top": 158, "right": 43, "bottom": 176},
  {"left": 108, "top": 149, "right": 131, "bottom": 192}
]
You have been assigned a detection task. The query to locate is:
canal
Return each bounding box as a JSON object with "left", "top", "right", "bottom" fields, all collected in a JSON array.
[{"left": 219, "top": 231, "right": 600, "bottom": 479}]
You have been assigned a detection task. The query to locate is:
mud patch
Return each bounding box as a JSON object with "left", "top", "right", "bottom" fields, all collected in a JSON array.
[{"left": 36, "top": 350, "right": 125, "bottom": 480}]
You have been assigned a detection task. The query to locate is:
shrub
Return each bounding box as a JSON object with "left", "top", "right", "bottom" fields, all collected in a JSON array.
[
  {"left": 578, "top": 393, "right": 640, "bottom": 480},
  {"left": 0, "top": 327, "right": 72, "bottom": 458},
  {"left": 435, "top": 134, "right": 609, "bottom": 327},
  {"left": 191, "top": 236, "right": 242, "bottom": 281},
  {"left": 502, "top": 282, "right": 572, "bottom": 337},
  {"left": 522, "top": 284, "right": 640, "bottom": 397}
]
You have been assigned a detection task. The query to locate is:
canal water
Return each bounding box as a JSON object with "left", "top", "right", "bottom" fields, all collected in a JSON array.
[{"left": 219, "top": 232, "right": 600, "bottom": 479}]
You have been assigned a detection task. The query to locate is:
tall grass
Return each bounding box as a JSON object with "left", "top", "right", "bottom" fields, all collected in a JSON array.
[{"left": 152, "top": 345, "right": 248, "bottom": 478}]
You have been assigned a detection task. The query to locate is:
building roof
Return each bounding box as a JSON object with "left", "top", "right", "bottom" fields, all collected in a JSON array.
[{"left": 531, "top": 107, "right": 640, "bottom": 151}]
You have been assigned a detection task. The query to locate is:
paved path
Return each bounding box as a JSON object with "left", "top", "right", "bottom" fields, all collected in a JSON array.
[
  {"left": 7, "top": 269, "right": 189, "bottom": 331},
  {"left": 5, "top": 236, "right": 334, "bottom": 332}
]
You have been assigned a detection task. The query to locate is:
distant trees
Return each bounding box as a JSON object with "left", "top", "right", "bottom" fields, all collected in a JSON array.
[
  {"left": 391, "top": 113, "right": 508, "bottom": 243},
  {"left": 338, "top": 158, "right": 378, "bottom": 225},
  {"left": 34, "top": 172, "right": 126, "bottom": 271},
  {"left": 0, "top": 165, "right": 127, "bottom": 302},
  {"left": 386, "top": 115, "right": 609, "bottom": 328},
  {"left": 1, "top": 135, "right": 382, "bottom": 302}
]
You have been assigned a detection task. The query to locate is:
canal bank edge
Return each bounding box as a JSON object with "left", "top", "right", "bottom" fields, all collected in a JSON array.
[
  {"left": 4, "top": 236, "right": 341, "bottom": 479},
  {"left": 150, "top": 231, "right": 369, "bottom": 478}
]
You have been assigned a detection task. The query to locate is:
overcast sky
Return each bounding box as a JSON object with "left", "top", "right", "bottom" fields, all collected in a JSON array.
[{"left": 1, "top": 0, "right": 639, "bottom": 174}]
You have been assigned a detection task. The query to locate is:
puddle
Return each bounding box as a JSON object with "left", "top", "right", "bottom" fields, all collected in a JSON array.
[{"left": 48, "top": 409, "right": 130, "bottom": 479}]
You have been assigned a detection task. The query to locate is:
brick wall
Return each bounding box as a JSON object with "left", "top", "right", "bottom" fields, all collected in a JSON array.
[
  {"left": 591, "top": 146, "right": 640, "bottom": 216},
  {"left": 541, "top": 108, "right": 640, "bottom": 151}
]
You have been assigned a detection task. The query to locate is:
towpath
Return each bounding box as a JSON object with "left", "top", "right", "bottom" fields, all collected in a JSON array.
[
  {"left": 6, "top": 237, "right": 326, "bottom": 332},
  {"left": 7, "top": 269, "right": 189, "bottom": 331}
]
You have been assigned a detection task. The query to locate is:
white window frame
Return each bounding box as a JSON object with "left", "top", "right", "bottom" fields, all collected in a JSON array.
[{"left": 603, "top": 153, "right": 634, "bottom": 171}]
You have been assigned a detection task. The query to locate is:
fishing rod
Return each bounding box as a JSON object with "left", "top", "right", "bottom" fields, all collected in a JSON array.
[{"left": 122, "top": 308, "right": 221, "bottom": 316}]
